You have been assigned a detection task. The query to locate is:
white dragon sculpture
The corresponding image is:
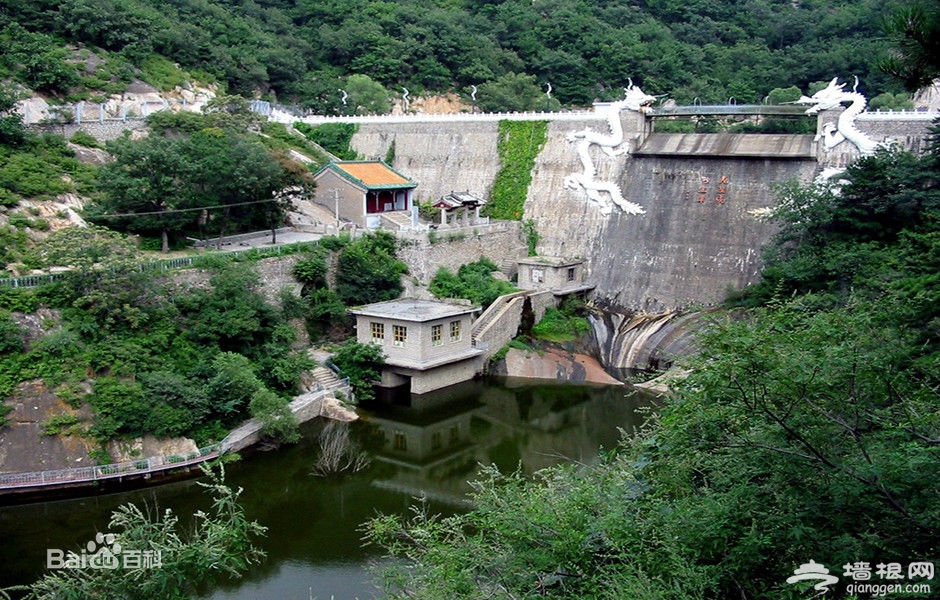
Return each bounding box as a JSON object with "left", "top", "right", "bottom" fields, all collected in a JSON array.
[
  {"left": 564, "top": 82, "right": 656, "bottom": 215},
  {"left": 796, "top": 77, "right": 883, "bottom": 156}
]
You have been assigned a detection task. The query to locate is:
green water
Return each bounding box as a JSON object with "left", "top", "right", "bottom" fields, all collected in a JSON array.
[{"left": 0, "top": 378, "right": 652, "bottom": 599}]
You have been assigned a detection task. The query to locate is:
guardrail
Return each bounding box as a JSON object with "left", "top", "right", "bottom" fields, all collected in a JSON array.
[{"left": 0, "top": 444, "right": 220, "bottom": 491}]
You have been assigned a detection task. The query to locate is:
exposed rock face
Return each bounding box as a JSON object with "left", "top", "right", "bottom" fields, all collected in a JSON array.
[
  {"left": 66, "top": 142, "right": 113, "bottom": 166},
  {"left": 0, "top": 381, "right": 95, "bottom": 473},
  {"left": 108, "top": 436, "right": 199, "bottom": 463},
  {"left": 493, "top": 347, "right": 624, "bottom": 386}
]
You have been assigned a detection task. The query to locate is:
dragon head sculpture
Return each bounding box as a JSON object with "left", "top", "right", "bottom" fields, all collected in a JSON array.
[
  {"left": 621, "top": 82, "right": 658, "bottom": 112},
  {"left": 796, "top": 77, "right": 849, "bottom": 114}
]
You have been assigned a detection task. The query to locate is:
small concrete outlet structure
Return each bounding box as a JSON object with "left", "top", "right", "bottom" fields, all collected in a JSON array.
[
  {"left": 516, "top": 256, "right": 585, "bottom": 291},
  {"left": 349, "top": 298, "right": 483, "bottom": 394}
]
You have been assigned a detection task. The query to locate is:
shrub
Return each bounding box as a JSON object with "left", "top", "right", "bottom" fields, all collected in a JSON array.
[
  {"left": 331, "top": 341, "right": 384, "bottom": 403},
  {"left": 531, "top": 307, "right": 591, "bottom": 342},
  {"left": 206, "top": 352, "right": 264, "bottom": 417},
  {"left": 335, "top": 233, "right": 407, "bottom": 306},
  {"left": 41, "top": 413, "right": 81, "bottom": 436},
  {"left": 69, "top": 130, "right": 101, "bottom": 148},
  {"left": 292, "top": 255, "right": 328, "bottom": 289},
  {"left": 0, "top": 187, "right": 18, "bottom": 207},
  {"left": 0, "top": 312, "right": 25, "bottom": 354},
  {"left": 249, "top": 388, "right": 299, "bottom": 444},
  {"left": 0, "top": 152, "right": 72, "bottom": 198},
  {"left": 0, "top": 402, "right": 12, "bottom": 428},
  {"left": 318, "top": 234, "right": 351, "bottom": 251},
  {"left": 429, "top": 258, "right": 516, "bottom": 308},
  {"left": 87, "top": 377, "right": 149, "bottom": 439},
  {"left": 305, "top": 287, "right": 351, "bottom": 340}
]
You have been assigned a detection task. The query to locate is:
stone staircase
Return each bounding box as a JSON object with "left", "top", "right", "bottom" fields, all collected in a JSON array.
[{"left": 308, "top": 364, "right": 346, "bottom": 391}]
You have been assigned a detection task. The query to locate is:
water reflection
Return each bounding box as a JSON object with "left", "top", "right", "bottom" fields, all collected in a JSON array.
[{"left": 0, "top": 378, "right": 652, "bottom": 599}]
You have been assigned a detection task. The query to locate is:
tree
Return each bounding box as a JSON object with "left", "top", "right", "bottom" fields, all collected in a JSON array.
[
  {"left": 0, "top": 84, "right": 27, "bottom": 147},
  {"left": 868, "top": 91, "right": 915, "bottom": 110},
  {"left": 344, "top": 73, "right": 391, "bottom": 115},
  {"left": 880, "top": 0, "right": 940, "bottom": 91},
  {"left": 90, "top": 114, "right": 310, "bottom": 249},
  {"left": 95, "top": 135, "right": 188, "bottom": 252},
  {"left": 330, "top": 340, "right": 384, "bottom": 403},
  {"left": 476, "top": 72, "right": 545, "bottom": 112},
  {"left": 334, "top": 232, "right": 407, "bottom": 306},
  {"left": 25, "top": 224, "right": 139, "bottom": 270},
  {"left": 179, "top": 264, "right": 277, "bottom": 354},
  {"left": 3, "top": 466, "right": 266, "bottom": 600},
  {"left": 766, "top": 85, "right": 802, "bottom": 104},
  {"left": 249, "top": 387, "right": 300, "bottom": 445},
  {"left": 206, "top": 352, "right": 265, "bottom": 418},
  {"left": 0, "top": 23, "right": 79, "bottom": 94}
]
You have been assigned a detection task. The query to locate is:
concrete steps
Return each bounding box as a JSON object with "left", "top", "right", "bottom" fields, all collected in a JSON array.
[{"left": 309, "top": 365, "right": 345, "bottom": 390}]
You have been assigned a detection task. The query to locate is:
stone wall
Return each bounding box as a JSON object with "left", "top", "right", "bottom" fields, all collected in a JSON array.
[
  {"left": 29, "top": 119, "right": 149, "bottom": 142},
  {"left": 167, "top": 254, "right": 302, "bottom": 306},
  {"left": 396, "top": 222, "right": 526, "bottom": 283},
  {"left": 351, "top": 121, "right": 503, "bottom": 204}
]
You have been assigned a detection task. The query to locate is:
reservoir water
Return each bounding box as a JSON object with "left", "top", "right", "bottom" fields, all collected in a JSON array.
[{"left": 0, "top": 377, "right": 652, "bottom": 599}]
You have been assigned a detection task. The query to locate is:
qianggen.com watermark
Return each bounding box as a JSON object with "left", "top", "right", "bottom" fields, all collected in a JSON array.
[{"left": 786, "top": 559, "right": 934, "bottom": 598}]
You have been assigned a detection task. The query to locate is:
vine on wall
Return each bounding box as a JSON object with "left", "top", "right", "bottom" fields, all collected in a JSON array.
[{"left": 484, "top": 120, "right": 547, "bottom": 221}]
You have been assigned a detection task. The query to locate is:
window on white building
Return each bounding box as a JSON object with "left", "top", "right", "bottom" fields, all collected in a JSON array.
[{"left": 393, "top": 324, "right": 407, "bottom": 347}]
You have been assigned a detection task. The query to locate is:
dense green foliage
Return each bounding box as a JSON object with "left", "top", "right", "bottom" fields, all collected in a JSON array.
[
  {"left": 531, "top": 298, "right": 591, "bottom": 343},
  {"left": 88, "top": 109, "right": 313, "bottom": 251},
  {"left": 334, "top": 231, "right": 408, "bottom": 306},
  {"left": 365, "top": 128, "right": 940, "bottom": 599},
  {"left": 0, "top": 133, "right": 98, "bottom": 205},
  {"left": 294, "top": 122, "right": 360, "bottom": 160},
  {"left": 733, "top": 141, "right": 940, "bottom": 312},
  {"left": 880, "top": 0, "right": 940, "bottom": 91},
  {"left": 429, "top": 258, "right": 516, "bottom": 309},
  {"left": 330, "top": 340, "right": 385, "bottom": 403},
  {"left": 0, "top": 236, "right": 312, "bottom": 446},
  {"left": 0, "top": 0, "right": 912, "bottom": 110},
  {"left": 2, "top": 466, "right": 266, "bottom": 600},
  {"left": 0, "top": 85, "right": 27, "bottom": 148},
  {"left": 485, "top": 120, "right": 547, "bottom": 221}
]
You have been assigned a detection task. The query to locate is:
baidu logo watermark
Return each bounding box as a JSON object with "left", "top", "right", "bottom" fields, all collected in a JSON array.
[
  {"left": 786, "top": 559, "right": 934, "bottom": 598},
  {"left": 47, "top": 532, "right": 162, "bottom": 570}
]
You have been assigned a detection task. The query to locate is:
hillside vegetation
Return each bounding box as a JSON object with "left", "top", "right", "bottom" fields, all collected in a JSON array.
[{"left": 0, "top": 0, "right": 917, "bottom": 111}]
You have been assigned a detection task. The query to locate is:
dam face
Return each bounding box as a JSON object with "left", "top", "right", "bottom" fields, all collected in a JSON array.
[
  {"left": 541, "top": 153, "right": 817, "bottom": 312},
  {"left": 348, "top": 107, "right": 931, "bottom": 314}
]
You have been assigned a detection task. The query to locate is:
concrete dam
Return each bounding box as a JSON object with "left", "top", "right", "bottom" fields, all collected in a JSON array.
[
  {"left": 344, "top": 104, "right": 933, "bottom": 312},
  {"left": 294, "top": 88, "right": 937, "bottom": 369}
]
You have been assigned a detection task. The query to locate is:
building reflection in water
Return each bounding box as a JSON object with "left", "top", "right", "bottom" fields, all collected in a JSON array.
[{"left": 359, "top": 377, "right": 651, "bottom": 506}]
